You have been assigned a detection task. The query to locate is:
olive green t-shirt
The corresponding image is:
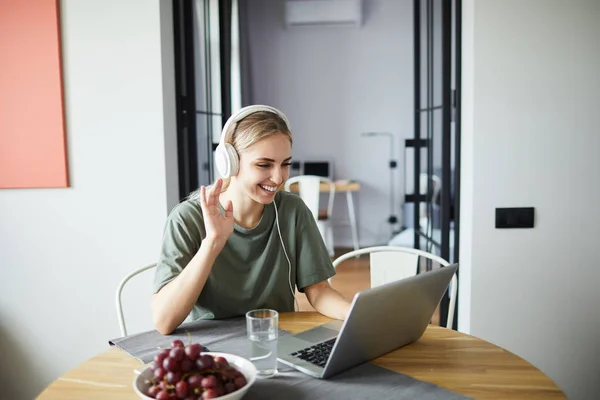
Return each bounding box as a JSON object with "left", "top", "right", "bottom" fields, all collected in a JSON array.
[{"left": 153, "top": 190, "right": 336, "bottom": 321}]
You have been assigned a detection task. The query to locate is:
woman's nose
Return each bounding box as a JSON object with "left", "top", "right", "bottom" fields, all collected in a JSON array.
[{"left": 272, "top": 167, "right": 285, "bottom": 185}]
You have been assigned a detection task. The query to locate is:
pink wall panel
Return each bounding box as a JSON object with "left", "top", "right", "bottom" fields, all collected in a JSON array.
[{"left": 0, "top": 0, "right": 69, "bottom": 188}]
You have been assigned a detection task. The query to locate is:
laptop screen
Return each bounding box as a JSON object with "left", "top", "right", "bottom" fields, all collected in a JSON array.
[{"left": 303, "top": 161, "right": 332, "bottom": 179}]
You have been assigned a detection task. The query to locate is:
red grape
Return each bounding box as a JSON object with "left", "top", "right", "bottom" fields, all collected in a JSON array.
[
  {"left": 171, "top": 339, "right": 185, "bottom": 348},
  {"left": 170, "top": 347, "right": 185, "bottom": 362},
  {"left": 155, "top": 349, "right": 170, "bottom": 364},
  {"left": 201, "top": 389, "right": 219, "bottom": 399},
  {"left": 147, "top": 385, "right": 161, "bottom": 398},
  {"left": 201, "top": 375, "right": 217, "bottom": 389},
  {"left": 187, "top": 374, "right": 203, "bottom": 389},
  {"left": 180, "top": 358, "right": 194, "bottom": 373},
  {"left": 220, "top": 367, "right": 236, "bottom": 381},
  {"left": 197, "top": 355, "right": 214, "bottom": 369},
  {"left": 166, "top": 371, "right": 182, "bottom": 384},
  {"left": 185, "top": 343, "right": 202, "bottom": 360},
  {"left": 175, "top": 380, "right": 189, "bottom": 397},
  {"left": 224, "top": 382, "right": 236, "bottom": 394},
  {"left": 153, "top": 367, "right": 166, "bottom": 380},
  {"left": 213, "top": 356, "right": 228, "bottom": 367},
  {"left": 163, "top": 357, "right": 179, "bottom": 372},
  {"left": 155, "top": 390, "right": 169, "bottom": 400},
  {"left": 234, "top": 376, "right": 247, "bottom": 389}
]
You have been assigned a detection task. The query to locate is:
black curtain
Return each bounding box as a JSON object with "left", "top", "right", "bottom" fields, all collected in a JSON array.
[
  {"left": 173, "top": 0, "right": 199, "bottom": 200},
  {"left": 219, "top": 0, "right": 232, "bottom": 123},
  {"left": 238, "top": 0, "right": 254, "bottom": 106}
]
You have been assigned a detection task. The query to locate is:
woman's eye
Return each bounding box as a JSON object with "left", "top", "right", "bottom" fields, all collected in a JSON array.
[{"left": 256, "top": 162, "right": 291, "bottom": 168}]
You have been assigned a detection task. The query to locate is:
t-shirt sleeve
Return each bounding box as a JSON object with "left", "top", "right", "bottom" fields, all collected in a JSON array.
[
  {"left": 153, "top": 204, "right": 202, "bottom": 294},
  {"left": 294, "top": 199, "right": 336, "bottom": 292}
]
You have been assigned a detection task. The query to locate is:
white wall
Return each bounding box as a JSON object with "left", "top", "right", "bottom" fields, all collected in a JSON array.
[
  {"left": 0, "top": 1, "right": 177, "bottom": 398},
  {"left": 460, "top": 0, "right": 600, "bottom": 399},
  {"left": 246, "top": 0, "right": 414, "bottom": 246}
]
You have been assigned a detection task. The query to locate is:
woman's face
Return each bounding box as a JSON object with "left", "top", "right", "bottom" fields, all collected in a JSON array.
[{"left": 233, "top": 133, "right": 292, "bottom": 204}]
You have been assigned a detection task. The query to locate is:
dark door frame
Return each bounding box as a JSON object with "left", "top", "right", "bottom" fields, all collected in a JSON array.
[
  {"left": 411, "top": 0, "right": 461, "bottom": 329},
  {"left": 173, "top": 0, "right": 199, "bottom": 200}
]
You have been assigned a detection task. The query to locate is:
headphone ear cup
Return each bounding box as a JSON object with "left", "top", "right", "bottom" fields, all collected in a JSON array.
[
  {"left": 224, "top": 142, "right": 239, "bottom": 177},
  {"left": 215, "top": 142, "right": 239, "bottom": 178}
]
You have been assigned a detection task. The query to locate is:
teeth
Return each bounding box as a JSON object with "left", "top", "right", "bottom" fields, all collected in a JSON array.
[{"left": 260, "top": 185, "right": 276, "bottom": 192}]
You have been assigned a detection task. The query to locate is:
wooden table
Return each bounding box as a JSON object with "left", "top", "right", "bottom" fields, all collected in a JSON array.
[
  {"left": 37, "top": 312, "right": 565, "bottom": 399},
  {"left": 288, "top": 180, "right": 361, "bottom": 251},
  {"left": 288, "top": 181, "right": 360, "bottom": 193}
]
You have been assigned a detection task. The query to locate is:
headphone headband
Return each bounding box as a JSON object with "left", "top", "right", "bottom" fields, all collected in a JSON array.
[{"left": 219, "top": 105, "right": 291, "bottom": 146}]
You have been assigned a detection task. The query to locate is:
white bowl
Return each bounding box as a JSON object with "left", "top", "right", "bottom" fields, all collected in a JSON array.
[{"left": 133, "top": 351, "right": 257, "bottom": 400}]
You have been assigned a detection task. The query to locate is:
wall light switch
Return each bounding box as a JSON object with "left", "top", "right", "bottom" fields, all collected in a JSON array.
[{"left": 495, "top": 207, "right": 535, "bottom": 229}]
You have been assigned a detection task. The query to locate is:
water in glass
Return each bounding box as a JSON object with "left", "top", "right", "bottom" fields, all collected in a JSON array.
[{"left": 249, "top": 330, "right": 278, "bottom": 377}]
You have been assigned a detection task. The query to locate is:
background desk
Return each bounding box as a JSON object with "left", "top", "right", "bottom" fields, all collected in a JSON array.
[
  {"left": 288, "top": 181, "right": 360, "bottom": 251},
  {"left": 38, "top": 312, "right": 565, "bottom": 399}
]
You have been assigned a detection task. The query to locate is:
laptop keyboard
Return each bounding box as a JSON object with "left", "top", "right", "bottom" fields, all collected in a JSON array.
[{"left": 290, "top": 338, "right": 336, "bottom": 367}]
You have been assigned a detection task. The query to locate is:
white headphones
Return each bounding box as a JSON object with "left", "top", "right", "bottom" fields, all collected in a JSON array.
[{"left": 214, "top": 105, "right": 291, "bottom": 178}]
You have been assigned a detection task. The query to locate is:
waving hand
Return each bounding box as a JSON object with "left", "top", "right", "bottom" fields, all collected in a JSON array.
[{"left": 199, "top": 178, "right": 234, "bottom": 247}]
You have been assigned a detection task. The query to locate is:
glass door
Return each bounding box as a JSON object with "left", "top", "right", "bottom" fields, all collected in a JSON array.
[
  {"left": 407, "top": 0, "right": 461, "bottom": 328},
  {"left": 173, "top": 0, "right": 239, "bottom": 198}
]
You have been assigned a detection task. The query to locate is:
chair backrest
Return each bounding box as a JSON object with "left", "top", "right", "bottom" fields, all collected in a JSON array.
[
  {"left": 115, "top": 262, "right": 157, "bottom": 337},
  {"left": 331, "top": 246, "right": 457, "bottom": 329},
  {"left": 284, "top": 175, "right": 335, "bottom": 220}
]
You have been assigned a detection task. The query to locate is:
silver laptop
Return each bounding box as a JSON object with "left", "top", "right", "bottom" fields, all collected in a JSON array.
[{"left": 277, "top": 263, "right": 458, "bottom": 379}]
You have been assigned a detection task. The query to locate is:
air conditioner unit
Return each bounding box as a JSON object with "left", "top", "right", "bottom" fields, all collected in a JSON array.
[{"left": 284, "top": 0, "right": 363, "bottom": 27}]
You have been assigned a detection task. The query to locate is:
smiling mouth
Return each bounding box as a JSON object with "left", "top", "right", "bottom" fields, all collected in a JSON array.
[{"left": 259, "top": 184, "right": 277, "bottom": 194}]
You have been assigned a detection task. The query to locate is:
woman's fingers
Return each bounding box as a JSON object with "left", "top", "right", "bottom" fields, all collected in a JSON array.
[
  {"left": 207, "top": 178, "right": 222, "bottom": 207},
  {"left": 199, "top": 185, "right": 208, "bottom": 209},
  {"left": 213, "top": 178, "right": 223, "bottom": 205},
  {"left": 223, "top": 199, "right": 233, "bottom": 218},
  {"left": 200, "top": 179, "right": 224, "bottom": 214}
]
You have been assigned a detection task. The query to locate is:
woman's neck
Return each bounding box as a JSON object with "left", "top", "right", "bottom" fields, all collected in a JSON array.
[{"left": 219, "top": 186, "right": 265, "bottom": 229}]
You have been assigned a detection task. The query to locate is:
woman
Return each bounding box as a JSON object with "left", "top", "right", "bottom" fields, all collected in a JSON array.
[{"left": 152, "top": 105, "right": 351, "bottom": 335}]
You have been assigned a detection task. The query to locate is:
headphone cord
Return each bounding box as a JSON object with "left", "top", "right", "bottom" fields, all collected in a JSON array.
[{"left": 273, "top": 200, "right": 299, "bottom": 312}]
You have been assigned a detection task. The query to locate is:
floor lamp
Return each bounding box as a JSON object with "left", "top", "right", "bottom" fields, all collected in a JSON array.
[{"left": 361, "top": 132, "right": 399, "bottom": 236}]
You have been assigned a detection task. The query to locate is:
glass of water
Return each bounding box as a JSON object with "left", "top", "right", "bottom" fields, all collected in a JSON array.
[{"left": 246, "top": 309, "right": 278, "bottom": 378}]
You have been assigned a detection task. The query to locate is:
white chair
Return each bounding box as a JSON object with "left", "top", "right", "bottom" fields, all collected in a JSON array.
[
  {"left": 419, "top": 172, "right": 441, "bottom": 235},
  {"left": 115, "top": 262, "right": 157, "bottom": 337},
  {"left": 330, "top": 246, "right": 457, "bottom": 329},
  {"left": 284, "top": 175, "right": 336, "bottom": 257},
  {"left": 388, "top": 173, "right": 446, "bottom": 255}
]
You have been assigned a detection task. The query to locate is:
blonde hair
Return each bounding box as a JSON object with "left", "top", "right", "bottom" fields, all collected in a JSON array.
[{"left": 189, "top": 111, "right": 292, "bottom": 200}]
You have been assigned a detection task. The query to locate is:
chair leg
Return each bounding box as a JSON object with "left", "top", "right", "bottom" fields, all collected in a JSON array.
[
  {"left": 317, "top": 222, "right": 334, "bottom": 257},
  {"left": 327, "top": 226, "right": 334, "bottom": 257}
]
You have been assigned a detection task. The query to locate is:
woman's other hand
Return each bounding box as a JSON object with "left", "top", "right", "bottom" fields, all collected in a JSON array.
[{"left": 199, "top": 178, "right": 234, "bottom": 248}]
